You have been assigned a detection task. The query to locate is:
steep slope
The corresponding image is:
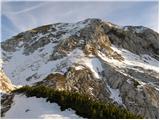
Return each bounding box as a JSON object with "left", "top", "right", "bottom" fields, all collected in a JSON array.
[{"left": 1, "top": 18, "right": 159, "bottom": 118}]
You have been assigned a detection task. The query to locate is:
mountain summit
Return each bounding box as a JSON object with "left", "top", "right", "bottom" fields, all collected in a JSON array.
[{"left": 1, "top": 18, "right": 159, "bottom": 118}]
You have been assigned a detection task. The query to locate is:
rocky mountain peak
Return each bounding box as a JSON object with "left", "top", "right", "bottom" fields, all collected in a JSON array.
[{"left": 1, "top": 18, "right": 159, "bottom": 118}]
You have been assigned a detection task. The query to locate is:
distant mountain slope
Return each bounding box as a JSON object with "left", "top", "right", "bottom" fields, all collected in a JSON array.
[{"left": 1, "top": 18, "right": 159, "bottom": 118}]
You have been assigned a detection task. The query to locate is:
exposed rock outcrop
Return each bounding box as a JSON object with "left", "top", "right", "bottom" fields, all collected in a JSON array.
[
  {"left": 0, "top": 70, "right": 15, "bottom": 93},
  {"left": 1, "top": 93, "right": 15, "bottom": 117}
]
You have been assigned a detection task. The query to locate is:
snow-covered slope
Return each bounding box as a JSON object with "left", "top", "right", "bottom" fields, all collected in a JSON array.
[
  {"left": 2, "top": 43, "right": 59, "bottom": 85},
  {"left": 4, "top": 95, "right": 81, "bottom": 119},
  {"left": 111, "top": 45, "right": 159, "bottom": 72}
]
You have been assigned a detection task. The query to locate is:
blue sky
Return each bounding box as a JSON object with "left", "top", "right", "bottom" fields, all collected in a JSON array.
[{"left": 1, "top": 1, "right": 159, "bottom": 41}]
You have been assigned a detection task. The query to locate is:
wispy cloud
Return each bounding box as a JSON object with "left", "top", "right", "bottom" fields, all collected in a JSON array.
[
  {"left": 1, "top": 1, "right": 159, "bottom": 41},
  {"left": 4, "top": 2, "right": 47, "bottom": 15}
]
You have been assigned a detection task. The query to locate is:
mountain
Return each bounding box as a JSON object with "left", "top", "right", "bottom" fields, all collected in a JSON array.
[{"left": 0, "top": 18, "right": 159, "bottom": 118}]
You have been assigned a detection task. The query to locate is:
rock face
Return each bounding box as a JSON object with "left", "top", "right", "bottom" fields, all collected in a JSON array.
[
  {"left": 1, "top": 93, "right": 15, "bottom": 117},
  {"left": 0, "top": 68, "right": 15, "bottom": 117},
  {"left": 36, "top": 67, "right": 109, "bottom": 101},
  {"left": 108, "top": 26, "right": 159, "bottom": 60},
  {"left": 0, "top": 69, "right": 15, "bottom": 93},
  {"left": 101, "top": 62, "right": 159, "bottom": 118},
  {"left": 1, "top": 18, "right": 159, "bottom": 118}
]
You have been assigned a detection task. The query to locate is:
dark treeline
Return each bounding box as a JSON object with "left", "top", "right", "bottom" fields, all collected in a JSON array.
[{"left": 14, "top": 85, "right": 142, "bottom": 119}]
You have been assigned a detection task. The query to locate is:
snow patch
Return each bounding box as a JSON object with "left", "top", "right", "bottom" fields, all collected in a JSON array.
[
  {"left": 75, "top": 66, "right": 85, "bottom": 70},
  {"left": 83, "top": 58, "right": 103, "bottom": 79},
  {"left": 88, "top": 87, "right": 94, "bottom": 96},
  {"left": 98, "top": 45, "right": 159, "bottom": 73},
  {"left": 2, "top": 43, "right": 58, "bottom": 86},
  {"left": 127, "top": 79, "right": 132, "bottom": 84},
  {"left": 107, "top": 85, "right": 123, "bottom": 105},
  {"left": 123, "top": 26, "right": 147, "bottom": 33},
  {"left": 67, "top": 48, "right": 103, "bottom": 79},
  {"left": 0, "top": 59, "right": 3, "bottom": 68},
  {"left": 111, "top": 45, "right": 159, "bottom": 72},
  {"left": 51, "top": 20, "right": 89, "bottom": 40},
  {"left": 4, "top": 95, "right": 82, "bottom": 119},
  {"left": 63, "top": 48, "right": 104, "bottom": 79}
]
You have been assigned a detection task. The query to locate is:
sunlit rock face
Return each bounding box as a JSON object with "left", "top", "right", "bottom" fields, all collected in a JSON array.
[
  {"left": 1, "top": 18, "right": 159, "bottom": 118},
  {"left": 0, "top": 69, "right": 15, "bottom": 93}
]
